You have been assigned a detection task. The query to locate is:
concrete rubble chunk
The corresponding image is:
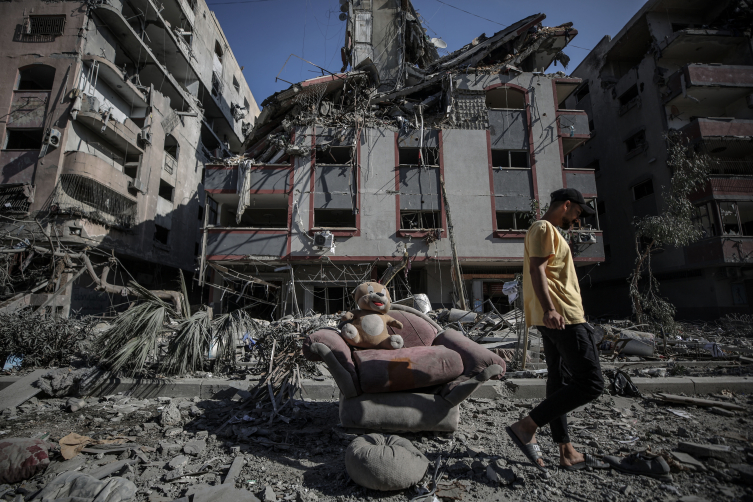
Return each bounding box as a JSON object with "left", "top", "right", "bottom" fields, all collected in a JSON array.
[
  {"left": 678, "top": 442, "right": 740, "bottom": 463},
  {"left": 183, "top": 439, "right": 206, "bottom": 455},
  {"left": 223, "top": 456, "right": 245, "bottom": 484},
  {"left": 188, "top": 483, "right": 261, "bottom": 502},
  {"left": 160, "top": 402, "right": 182, "bottom": 426},
  {"left": 168, "top": 455, "right": 189, "bottom": 470},
  {"left": 486, "top": 463, "right": 516, "bottom": 485},
  {"left": 669, "top": 451, "right": 706, "bottom": 471},
  {"left": 730, "top": 464, "right": 753, "bottom": 485},
  {"left": 263, "top": 485, "right": 277, "bottom": 502},
  {"left": 66, "top": 397, "right": 86, "bottom": 412}
]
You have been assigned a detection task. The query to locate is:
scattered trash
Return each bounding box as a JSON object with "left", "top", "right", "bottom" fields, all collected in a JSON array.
[{"left": 667, "top": 409, "right": 693, "bottom": 419}]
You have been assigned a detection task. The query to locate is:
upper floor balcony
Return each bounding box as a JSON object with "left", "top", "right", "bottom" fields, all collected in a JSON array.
[
  {"left": 556, "top": 109, "right": 590, "bottom": 155},
  {"left": 658, "top": 28, "right": 750, "bottom": 65},
  {"left": 665, "top": 64, "right": 753, "bottom": 118}
]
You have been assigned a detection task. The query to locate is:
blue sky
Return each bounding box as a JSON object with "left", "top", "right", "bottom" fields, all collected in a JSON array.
[{"left": 207, "top": 0, "right": 647, "bottom": 106}]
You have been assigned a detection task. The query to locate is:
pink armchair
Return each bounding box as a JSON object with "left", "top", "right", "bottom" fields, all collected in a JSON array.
[{"left": 303, "top": 305, "right": 506, "bottom": 432}]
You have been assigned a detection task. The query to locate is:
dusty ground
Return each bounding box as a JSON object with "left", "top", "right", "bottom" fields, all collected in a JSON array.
[{"left": 1, "top": 383, "right": 752, "bottom": 502}]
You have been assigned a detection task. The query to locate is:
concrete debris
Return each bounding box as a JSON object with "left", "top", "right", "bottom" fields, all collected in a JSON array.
[{"left": 160, "top": 402, "right": 182, "bottom": 427}]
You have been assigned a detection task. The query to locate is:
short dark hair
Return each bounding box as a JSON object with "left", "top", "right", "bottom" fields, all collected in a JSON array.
[{"left": 549, "top": 200, "right": 566, "bottom": 210}]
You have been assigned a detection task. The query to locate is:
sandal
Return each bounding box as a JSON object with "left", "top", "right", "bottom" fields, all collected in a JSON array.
[
  {"left": 561, "top": 453, "right": 610, "bottom": 471},
  {"left": 505, "top": 426, "right": 547, "bottom": 472}
]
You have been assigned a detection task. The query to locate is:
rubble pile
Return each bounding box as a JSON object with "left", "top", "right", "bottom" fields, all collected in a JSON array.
[{"left": 0, "top": 384, "right": 752, "bottom": 501}]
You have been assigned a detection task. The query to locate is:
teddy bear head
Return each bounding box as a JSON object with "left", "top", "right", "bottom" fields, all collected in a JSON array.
[{"left": 353, "top": 282, "right": 392, "bottom": 313}]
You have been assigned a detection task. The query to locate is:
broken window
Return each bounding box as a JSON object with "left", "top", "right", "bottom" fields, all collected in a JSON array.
[
  {"left": 164, "top": 134, "right": 179, "bottom": 174},
  {"left": 233, "top": 76, "right": 240, "bottom": 94},
  {"left": 316, "top": 146, "right": 352, "bottom": 165},
  {"left": 577, "top": 198, "right": 599, "bottom": 230},
  {"left": 692, "top": 202, "right": 715, "bottom": 237},
  {"left": 27, "top": 16, "right": 66, "bottom": 36},
  {"left": 158, "top": 179, "right": 174, "bottom": 202},
  {"left": 399, "top": 166, "right": 441, "bottom": 230},
  {"left": 496, "top": 211, "right": 530, "bottom": 231},
  {"left": 625, "top": 130, "right": 647, "bottom": 157},
  {"left": 313, "top": 286, "right": 348, "bottom": 315},
  {"left": 211, "top": 72, "right": 222, "bottom": 97},
  {"left": 588, "top": 119, "right": 595, "bottom": 132},
  {"left": 398, "top": 147, "right": 439, "bottom": 166},
  {"left": 314, "top": 165, "right": 357, "bottom": 228},
  {"left": 154, "top": 225, "right": 170, "bottom": 245},
  {"left": 597, "top": 200, "right": 606, "bottom": 216},
  {"left": 16, "top": 65, "right": 56, "bottom": 91},
  {"left": 575, "top": 84, "right": 589, "bottom": 103},
  {"left": 491, "top": 150, "right": 529, "bottom": 169},
  {"left": 632, "top": 179, "right": 654, "bottom": 201},
  {"left": 618, "top": 85, "right": 640, "bottom": 115},
  {"left": 4, "top": 129, "right": 43, "bottom": 150},
  {"left": 244, "top": 98, "right": 250, "bottom": 110},
  {"left": 719, "top": 201, "right": 753, "bottom": 236},
  {"left": 214, "top": 41, "right": 224, "bottom": 64},
  {"left": 124, "top": 155, "right": 140, "bottom": 179},
  {"left": 485, "top": 87, "right": 525, "bottom": 109}
]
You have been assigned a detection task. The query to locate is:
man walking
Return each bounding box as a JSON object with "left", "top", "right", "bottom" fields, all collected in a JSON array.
[{"left": 506, "top": 188, "right": 607, "bottom": 471}]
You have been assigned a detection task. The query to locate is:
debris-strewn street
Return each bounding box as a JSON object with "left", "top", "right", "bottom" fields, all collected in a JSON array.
[{"left": 0, "top": 381, "right": 752, "bottom": 502}]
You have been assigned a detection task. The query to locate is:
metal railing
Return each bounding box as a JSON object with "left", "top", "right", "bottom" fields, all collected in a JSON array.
[{"left": 709, "top": 158, "right": 753, "bottom": 176}]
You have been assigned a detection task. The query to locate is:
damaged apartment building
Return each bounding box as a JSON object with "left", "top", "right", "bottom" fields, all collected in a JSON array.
[
  {"left": 563, "top": 0, "right": 753, "bottom": 319},
  {"left": 201, "top": 0, "right": 604, "bottom": 318},
  {"left": 0, "top": 0, "right": 259, "bottom": 315}
]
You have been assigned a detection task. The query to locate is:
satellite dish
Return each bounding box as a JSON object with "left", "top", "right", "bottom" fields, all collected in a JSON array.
[{"left": 431, "top": 38, "right": 447, "bottom": 49}]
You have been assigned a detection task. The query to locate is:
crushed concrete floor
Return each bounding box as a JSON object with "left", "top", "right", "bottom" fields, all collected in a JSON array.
[{"left": 1, "top": 388, "right": 752, "bottom": 502}]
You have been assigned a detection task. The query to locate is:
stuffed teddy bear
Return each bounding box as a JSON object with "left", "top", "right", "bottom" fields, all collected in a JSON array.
[{"left": 339, "top": 282, "right": 404, "bottom": 350}]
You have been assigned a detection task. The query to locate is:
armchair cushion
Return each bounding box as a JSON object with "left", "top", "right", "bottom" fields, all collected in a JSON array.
[
  {"left": 353, "top": 346, "right": 463, "bottom": 394},
  {"left": 386, "top": 311, "right": 437, "bottom": 348}
]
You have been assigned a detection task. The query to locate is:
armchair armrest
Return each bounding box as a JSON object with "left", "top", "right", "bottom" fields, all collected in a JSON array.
[
  {"left": 434, "top": 329, "right": 506, "bottom": 394},
  {"left": 441, "top": 364, "right": 504, "bottom": 407},
  {"left": 303, "top": 327, "right": 361, "bottom": 397}
]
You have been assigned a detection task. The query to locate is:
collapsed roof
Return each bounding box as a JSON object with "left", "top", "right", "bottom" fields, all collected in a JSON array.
[{"left": 240, "top": 6, "right": 577, "bottom": 161}]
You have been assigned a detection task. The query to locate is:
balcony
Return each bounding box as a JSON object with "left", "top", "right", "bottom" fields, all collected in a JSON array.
[
  {"left": 685, "top": 236, "right": 753, "bottom": 266},
  {"left": 557, "top": 110, "right": 590, "bottom": 155},
  {"left": 658, "top": 29, "right": 748, "bottom": 63},
  {"left": 681, "top": 118, "right": 753, "bottom": 142},
  {"left": 75, "top": 105, "right": 144, "bottom": 156},
  {"left": 206, "top": 228, "right": 288, "bottom": 260},
  {"left": 664, "top": 64, "right": 753, "bottom": 117},
  {"left": 81, "top": 56, "right": 149, "bottom": 111},
  {"left": 61, "top": 151, "right": 136, "bottom": 197},
  {"left": 89, "top": 3, "right": 196, "bottom": 113}
]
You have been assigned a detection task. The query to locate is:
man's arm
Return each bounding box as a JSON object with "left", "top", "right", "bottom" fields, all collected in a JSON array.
[{"left": 529, "top": 256, "right": 565, "bottom": 330}]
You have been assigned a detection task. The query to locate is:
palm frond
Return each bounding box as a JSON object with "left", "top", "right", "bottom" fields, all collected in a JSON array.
[
  {"left": 178, "top": 270, "right": 191, "bottom": 319},
  {"left": 96, "top": 301, "right": 168, "bottom": 376},
  {"left": 161, "top": 308, "right": 212, "bottom": 375},
  {"left": 211, "top": 310, "right": 260, "bottom": 373}
]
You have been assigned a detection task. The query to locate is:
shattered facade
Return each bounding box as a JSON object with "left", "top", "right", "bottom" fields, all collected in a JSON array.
[
  {"left": 565, "top": 0, "right": 753, "bottom": 319},
  {"left": 0, "top": 0, "right": 259, "bottom": 315},
  {"left": 201, "top": 4, "right": 604, "bottom": 317}
]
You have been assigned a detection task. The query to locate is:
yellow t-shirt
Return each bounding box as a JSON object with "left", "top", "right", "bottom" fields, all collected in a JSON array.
[{"left": 523, "top": 220, "right": 585, "bottom": 327}]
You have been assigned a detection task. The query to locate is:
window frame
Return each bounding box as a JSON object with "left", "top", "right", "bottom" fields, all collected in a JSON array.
[
  {"left": 3, "top": 128, "right": 43, "bottom": 151},
  {"left": 394, "top": 131, "right": 446, "bottom": 239},
  {"left": 308, "top": 129, "right": 361, "bottom": 237},
  {"left": 632, "top": 179, "right": 654, "bottom": 201}
]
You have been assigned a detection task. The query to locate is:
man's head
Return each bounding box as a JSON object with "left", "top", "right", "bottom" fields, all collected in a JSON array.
[{"left": 546, "top": 188, "right": 595, "bottom": 230}]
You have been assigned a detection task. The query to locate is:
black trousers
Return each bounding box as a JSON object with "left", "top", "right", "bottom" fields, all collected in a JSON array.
[{"left": 528, "top": 323, "right": 604, "bottom": 444}]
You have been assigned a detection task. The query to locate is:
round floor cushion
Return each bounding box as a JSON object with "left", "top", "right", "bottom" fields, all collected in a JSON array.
[{"left": 345, "top": 434, "right": 429, "bottom": 491}]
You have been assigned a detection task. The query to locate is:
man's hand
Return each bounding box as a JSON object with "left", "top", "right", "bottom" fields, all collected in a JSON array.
[{"left": 543, "top": 309, "right": 565, "bottom": 330}]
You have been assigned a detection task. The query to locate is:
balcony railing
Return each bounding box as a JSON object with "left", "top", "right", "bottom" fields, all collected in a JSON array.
[{"left": 708, "top": 158, "right": 753, "bottom": 176}]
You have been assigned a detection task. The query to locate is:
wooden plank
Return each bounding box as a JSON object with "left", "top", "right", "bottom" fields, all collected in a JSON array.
[
  {"left": 656, "top": 393, "right": 745, "bottom": 411},
  {"left": 0, "top": 369, "right": 47, "bottom": 410},
  {"left": 223, "top": 456, "right": 245, "bottom": 484}
]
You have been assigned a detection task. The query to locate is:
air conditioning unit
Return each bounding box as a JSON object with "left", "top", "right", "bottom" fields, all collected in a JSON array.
[
  {"left": 578, "top": 232, "right": 597, "bottom": 244},
  {"left": 43, "top": 128, "right": 62, "bottom": 148},
  {"left": 313, "top": 230, "right": 334, "bottom": 249},
  {"left": 129, "top": 178, "right": 146, "bottom": 193},
  {"left": 138, "top": 131, "right": 153, "bottom": 145}
]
